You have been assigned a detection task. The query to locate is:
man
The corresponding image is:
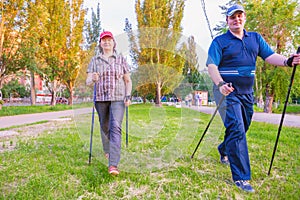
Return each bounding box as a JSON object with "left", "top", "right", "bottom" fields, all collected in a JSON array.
[
  {"left": 86, "top": 31, "right": 132, "bottom": 175},
  {"left": 206, "top": 4, "right": 300, "bottom": 192}
]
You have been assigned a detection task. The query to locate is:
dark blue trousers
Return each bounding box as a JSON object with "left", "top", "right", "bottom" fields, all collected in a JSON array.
[{"left": 213, "top": 86, "right": 254, "bottom": 181}]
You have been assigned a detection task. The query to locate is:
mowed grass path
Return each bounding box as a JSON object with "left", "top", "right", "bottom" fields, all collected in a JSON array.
[{"left": 0, "top": 104, "right": 299, "bottom": 199}]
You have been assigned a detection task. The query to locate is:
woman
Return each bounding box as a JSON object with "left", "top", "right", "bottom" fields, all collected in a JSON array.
[{"left": 86, "top": 31, "right": 132, "bottom": 175}]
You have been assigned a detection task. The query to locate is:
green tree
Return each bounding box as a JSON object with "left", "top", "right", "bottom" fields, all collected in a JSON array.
[
  {"left": 75, "top": 2, "right": 102, "bottom": 100},
  {"left": 244, "top": 0, "right": 300, "bottom": 113},
  {"left": 182, "top": 36, "right": 200, "bottom": 90},
  {"left": 84, "top": 3, "right": 102, "bottom": 50},
  {"left": 1, "top": 79, "right": 30, "bottom": 98},
  {"left": 33, "top": 0, "right": 86, "bottom": 106},
  {"left": 175, "top": 35, "right": 213, "bottom": 101},
  {"left": 176, "top": 36, "right": 199, "bottom": 100},
  {"left": 126, "top": 0, "right": 186, "bottom": 106},
  {"left": 124, "top": 18, "right": 139, "bottom": 68},
  {"left": 0, "top": 0, "right": 25, "bottom": 91},
  {"left": 26, "top": 0, "right": 67, "bottom": 106},
  {"left": 1, "top": 0, "right": 86, "bottom": 106},
  {"left": 17, "top": 0, "right": 49, "bottom": 105},
  {"left": 60, "top": 0, "right": 86, "bottom": 105}
]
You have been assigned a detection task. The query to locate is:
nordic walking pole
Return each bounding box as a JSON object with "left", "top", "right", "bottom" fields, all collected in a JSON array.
[
  {"left": 268, "top": 46, "right": 300, "bottom": 175},
  {"left": 191, "top": 95, "right": 226, "bottom": 159},
  {"left": 126, "top": 106, "right": 129, "bottom": 147},
  {"left": 191, "top": 0, "right": 216, "bottom": 159},
  {"left": 191, "top": 82, "right": 232, "bottom": 158},
  {"left": 88, "top": 84, "right": 96, "bottom": 165}
]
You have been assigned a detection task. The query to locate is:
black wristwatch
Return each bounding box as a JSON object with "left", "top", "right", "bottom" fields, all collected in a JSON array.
[{"left": 217, "top": 81, "right": 227, "bottom": 88}]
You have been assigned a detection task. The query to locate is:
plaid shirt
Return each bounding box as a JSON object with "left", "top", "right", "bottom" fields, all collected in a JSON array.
[{"left": 87, "top": 53, "right": 131, "bottom": 101}]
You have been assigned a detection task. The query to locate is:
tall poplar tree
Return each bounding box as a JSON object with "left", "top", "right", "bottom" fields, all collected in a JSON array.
[
  {"left": 18, "top": 0, "right": 49, "bottom": 105},
  {"left": 60, "top": 0, "right": 85, "bottom": 105},
  {"left": 0, "top": 0, "right": 25, "bottom": 93},
  {"left": 36, "top": 0, "right": 85, "bottom": 106},
  {"left": 182, "top": 36, "right": 199, "bottom": 89},
  {"left": 84, "top": 3, "right": 102, "bottom": 50},
  {"left": 125, "top": 0, "right": 186, "bottom": 105},
  {"left": 75, "top": 2, "right": 102, "bottom": 99}
]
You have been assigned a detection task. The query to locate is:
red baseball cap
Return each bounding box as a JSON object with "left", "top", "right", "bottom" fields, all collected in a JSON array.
[{"left": 100, "top": 31, "right": 114, "bottom": 40}]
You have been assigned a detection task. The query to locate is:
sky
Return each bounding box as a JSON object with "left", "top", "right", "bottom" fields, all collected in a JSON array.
[{"left": 83, "top": 0, "right": 228, "bottom": 54}]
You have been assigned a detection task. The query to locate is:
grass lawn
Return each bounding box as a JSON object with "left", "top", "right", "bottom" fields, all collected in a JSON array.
[
  {"left": 1, "top": 102, "right": 300, "bottom": 117},
  {"left": 254, "top": 103, "right": 300, "bottom": 115},
  {"left": 0, "top": 104, "right": 299, "bottom": 199},
  {"left": 0, "top": 103, "right": 92, "bottom": 117}
]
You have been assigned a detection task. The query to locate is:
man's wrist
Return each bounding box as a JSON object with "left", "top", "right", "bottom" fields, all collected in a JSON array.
[{"left": 284, "top": 59, "right": 288, "bottom": 66}]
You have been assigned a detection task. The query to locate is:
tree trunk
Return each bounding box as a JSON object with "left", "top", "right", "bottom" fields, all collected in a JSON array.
[
  {"left": 30, "top": 70, "right": 36, "bottom": 105},
  {"left": 50, "top": 80, "right": 59, "bottom": 106},
  {"left": 264, "top": 84, "right": 273, "bottom": 113},
  {"left": 68, "top": 85, "right": 73, "bottom": 105},
  {"left": 256, "top": 75, "right": 264, "bottom": 109},
  {"left": 255, "top": 61, "right": 265, "bottom": 109},
  {"left": 155, "top": 83, "right": 162, "bottom": 107},
  {"left": 51, "top": 90, "right": 57, "bottom": 106},
  {"left": 258, "top": 94, "right": 264, "bottom": 109},
  {"left": 264, "top": 95, "right": 274, "bottom": 113}
]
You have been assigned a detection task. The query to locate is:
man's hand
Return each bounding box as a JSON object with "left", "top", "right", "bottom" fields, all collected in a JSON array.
[
  {"left": 286, "top": 47, "right": 300, "bottom": 67},
  {"left": 219, "top": 82, "right": 234, "bottom": 96}
]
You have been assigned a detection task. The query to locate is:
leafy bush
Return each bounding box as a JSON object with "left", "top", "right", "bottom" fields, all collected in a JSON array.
[{"left": 1, "top": 79, "right": 30, "bottom": 98}]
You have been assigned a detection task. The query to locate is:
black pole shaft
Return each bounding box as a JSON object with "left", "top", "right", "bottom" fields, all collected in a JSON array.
[
  {"left": 126, "top": 106, "right": 129, "bottom": 147},
  {"left": 88, "top": 105, "right": 95, "bottom": 164},
  {"left": 88, "top": 84, "right": 96, "bottom": 165},
  {"left": 268, "top": 47, "right": 300, "bottom": 175},
  {"left": 191, "top": 95, "right": 226, "bottom": 158}
]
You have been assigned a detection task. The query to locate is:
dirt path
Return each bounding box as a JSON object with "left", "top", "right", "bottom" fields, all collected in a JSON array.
[
  {"left": 0, "top": 119, "right": 72, "bottom": 153},
  {"left": 0, "top": 108, "right": 89, "bottom": 129}
]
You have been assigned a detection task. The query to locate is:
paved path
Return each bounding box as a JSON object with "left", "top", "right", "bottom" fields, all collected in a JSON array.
[
  {"left": 0, "top": 106, "right": 299, "bottom": 129},
  {"left": 188, "top": 105, "right": 300, "bottom": 128},
  {"left": 0, "top": 108, "right": 91, "bottom": 129}
]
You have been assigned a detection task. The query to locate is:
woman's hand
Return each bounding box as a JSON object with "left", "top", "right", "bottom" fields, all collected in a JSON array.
[
  {"left": 92, "top": 72, "right": 99, "bottom": 82},
  {"left": 124, "top": 99, "right": 131, "bottom": 107},
  {"left": 124, "top": 96, "right": 131, "bottom": 107}
]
